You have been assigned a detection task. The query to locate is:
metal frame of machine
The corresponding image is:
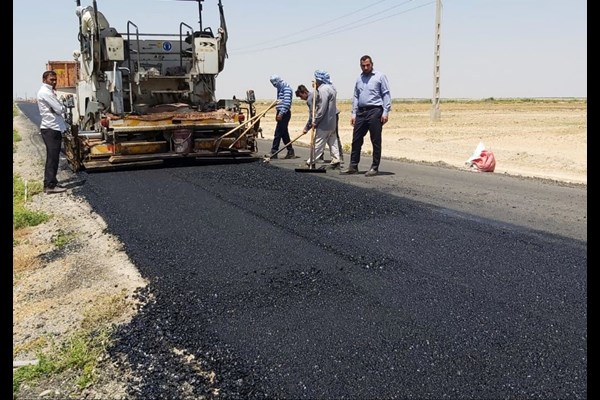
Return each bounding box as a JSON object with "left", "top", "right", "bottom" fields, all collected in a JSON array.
[{"left": 62, "top": 0, "right": 266, "bottom": 171}]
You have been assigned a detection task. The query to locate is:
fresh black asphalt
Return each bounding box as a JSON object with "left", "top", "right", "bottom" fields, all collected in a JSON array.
[{"left": 73, "top": 161, "right": 586, "bottom": 399}]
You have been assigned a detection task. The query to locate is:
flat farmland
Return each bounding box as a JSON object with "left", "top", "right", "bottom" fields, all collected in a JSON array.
[{"left": 257, "top": 99, "right": 587, "bottom": 185}]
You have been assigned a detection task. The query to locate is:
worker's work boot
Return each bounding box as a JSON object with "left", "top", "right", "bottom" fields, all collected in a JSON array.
[{"left": 284, "top": 151, "right": 296, "bottom": 159}]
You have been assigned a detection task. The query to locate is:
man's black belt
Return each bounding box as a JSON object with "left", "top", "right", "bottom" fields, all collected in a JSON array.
[{"left": 358, "top": 105, "right": 383, "bottom": 112}]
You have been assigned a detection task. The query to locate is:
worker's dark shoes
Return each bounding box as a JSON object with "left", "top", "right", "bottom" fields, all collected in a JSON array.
[
  {"left": 325, "top": 162, "right": 341, "bottom": 170},
  {"left": 265, "top": 153, "right": 278, "bottom": 159},
  {"left": 284, "top": 152, "right": 296, "bottom": 159},
  {"left": 340, "top": 166, "right": 358, "bottom": 174},
  {"left": 365, "top": 168, "right": 378, "bottom": 177},
  {"left": 45, "top": 186, "right": 67, "bottom": 194}
]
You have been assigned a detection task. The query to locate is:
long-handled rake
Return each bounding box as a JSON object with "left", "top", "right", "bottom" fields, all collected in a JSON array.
[
  {"left": 213, "top": 99, "right": 278, "bottom": 152},
  {"left": 262, "top": 130, "right": 307, "bottom": 163}
]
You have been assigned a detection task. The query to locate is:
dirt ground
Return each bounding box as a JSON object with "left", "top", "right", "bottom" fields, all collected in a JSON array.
[
  {"left": 11, "top": 99, "right": 586, "bottom": 398},
  {"left": 12, "top": 113, "right": 146, "bottom": 399},
  {"left": 259, "top": 100, "right": 587, "bottom": 185}
]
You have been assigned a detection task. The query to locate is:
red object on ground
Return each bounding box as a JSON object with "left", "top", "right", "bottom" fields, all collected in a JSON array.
[{"left": 470, "top": 150, "right": 496, "bottom": 172}]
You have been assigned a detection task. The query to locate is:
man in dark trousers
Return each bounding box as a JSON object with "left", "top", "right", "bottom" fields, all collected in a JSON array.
[
  {"left": 36, "top": 70, "right": 68, "bottom": 194},
  {"left": 267, "top": 74, "right": 296, "bottom": 159},
  {"left": 341, "top": 55, "right": 392, "bottom": 176}
]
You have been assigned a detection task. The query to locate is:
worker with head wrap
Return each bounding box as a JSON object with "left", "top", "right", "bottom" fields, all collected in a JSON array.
[
  {"left": 295, "top": 73, "right": 344, "bottom": 165},
  {"left": 303, "top": 70, "right": 341, "bottom": 169},
  {"left": 267, "top": 74, "right": 296, "bottom": 159},
  {"left": 313, "top": 70, "right": 343, "bottom": 164}
]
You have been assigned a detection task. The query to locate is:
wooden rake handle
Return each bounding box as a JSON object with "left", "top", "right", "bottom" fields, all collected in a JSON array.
[
  {"left": 213, "top": 99, "right": 278, "bottom": 151},
  {"left": 309, "top": 80, "right": 317, "bottom": 168},
  {"left": 263, "top": 130, "right": 308, "bottom": 161}
]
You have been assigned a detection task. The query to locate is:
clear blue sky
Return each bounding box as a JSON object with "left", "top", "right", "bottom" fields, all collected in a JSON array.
[{"left": 13, "top": 0, "right": 587, "bottom": 100}]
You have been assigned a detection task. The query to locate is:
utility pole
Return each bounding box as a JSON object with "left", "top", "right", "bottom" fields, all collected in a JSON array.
[{"left": 430, "top": 0, "right": 442, "bottom": 121}]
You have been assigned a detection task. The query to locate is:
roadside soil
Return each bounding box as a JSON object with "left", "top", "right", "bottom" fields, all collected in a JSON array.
[
  {"left": 12, "top": 113, "right": 147, "bottom": 399},
  {"left": 260, "top": 100, "right": 587, "bottom": 185},
  {"left": 12, "top": 99, "right": 586, "bottom": 398}
]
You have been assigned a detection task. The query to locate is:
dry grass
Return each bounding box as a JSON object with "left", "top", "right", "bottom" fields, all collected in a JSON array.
[{"left": 13, "top": 228, "right": 47, "bottom": 282}]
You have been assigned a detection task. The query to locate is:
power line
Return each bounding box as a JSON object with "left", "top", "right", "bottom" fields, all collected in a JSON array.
[
  {"left": 231, "top": 0, "right": 396, "bottom": 52},
  {"left": 230, "top": 0, "right": 433, "bottom": 55},
  {"left": 309, "top": 1, "right": 433, "bottom": 43}
]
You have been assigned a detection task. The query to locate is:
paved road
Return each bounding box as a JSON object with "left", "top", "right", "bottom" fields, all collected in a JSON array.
[
  {"left": 17, "top": 101, "right": 587, "bottom": 242},
  {"left": 16, "top": 102, "right": 587, "bottom": 399},
  {"left": 254, "top": 136, "right": 587, "bottom": 243}
]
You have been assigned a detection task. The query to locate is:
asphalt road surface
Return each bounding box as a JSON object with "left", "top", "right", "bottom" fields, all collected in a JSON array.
[{"left": 17, "top": 102, "right": 587, "bottom": 399}]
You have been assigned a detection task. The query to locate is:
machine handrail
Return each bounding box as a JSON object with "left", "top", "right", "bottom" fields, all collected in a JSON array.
[
  {"left": 126, "top": 21, "right": 140, "bottom": 75},
  {"left": 179, "top": 22, "right": 194, "bottom": 69}
]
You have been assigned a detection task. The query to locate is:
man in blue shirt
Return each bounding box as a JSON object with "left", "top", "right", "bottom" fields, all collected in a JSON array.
[
  {"left": 341, "top": 55, "right": 392, "bottom": 176},
  {"left": 268, "top": 74, "right": 296, "bottom": 159}
]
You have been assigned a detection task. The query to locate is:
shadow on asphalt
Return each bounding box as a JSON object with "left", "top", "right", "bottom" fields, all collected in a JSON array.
[{"left": 78, "top": 156, "right": 261, "bottom": 174}]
